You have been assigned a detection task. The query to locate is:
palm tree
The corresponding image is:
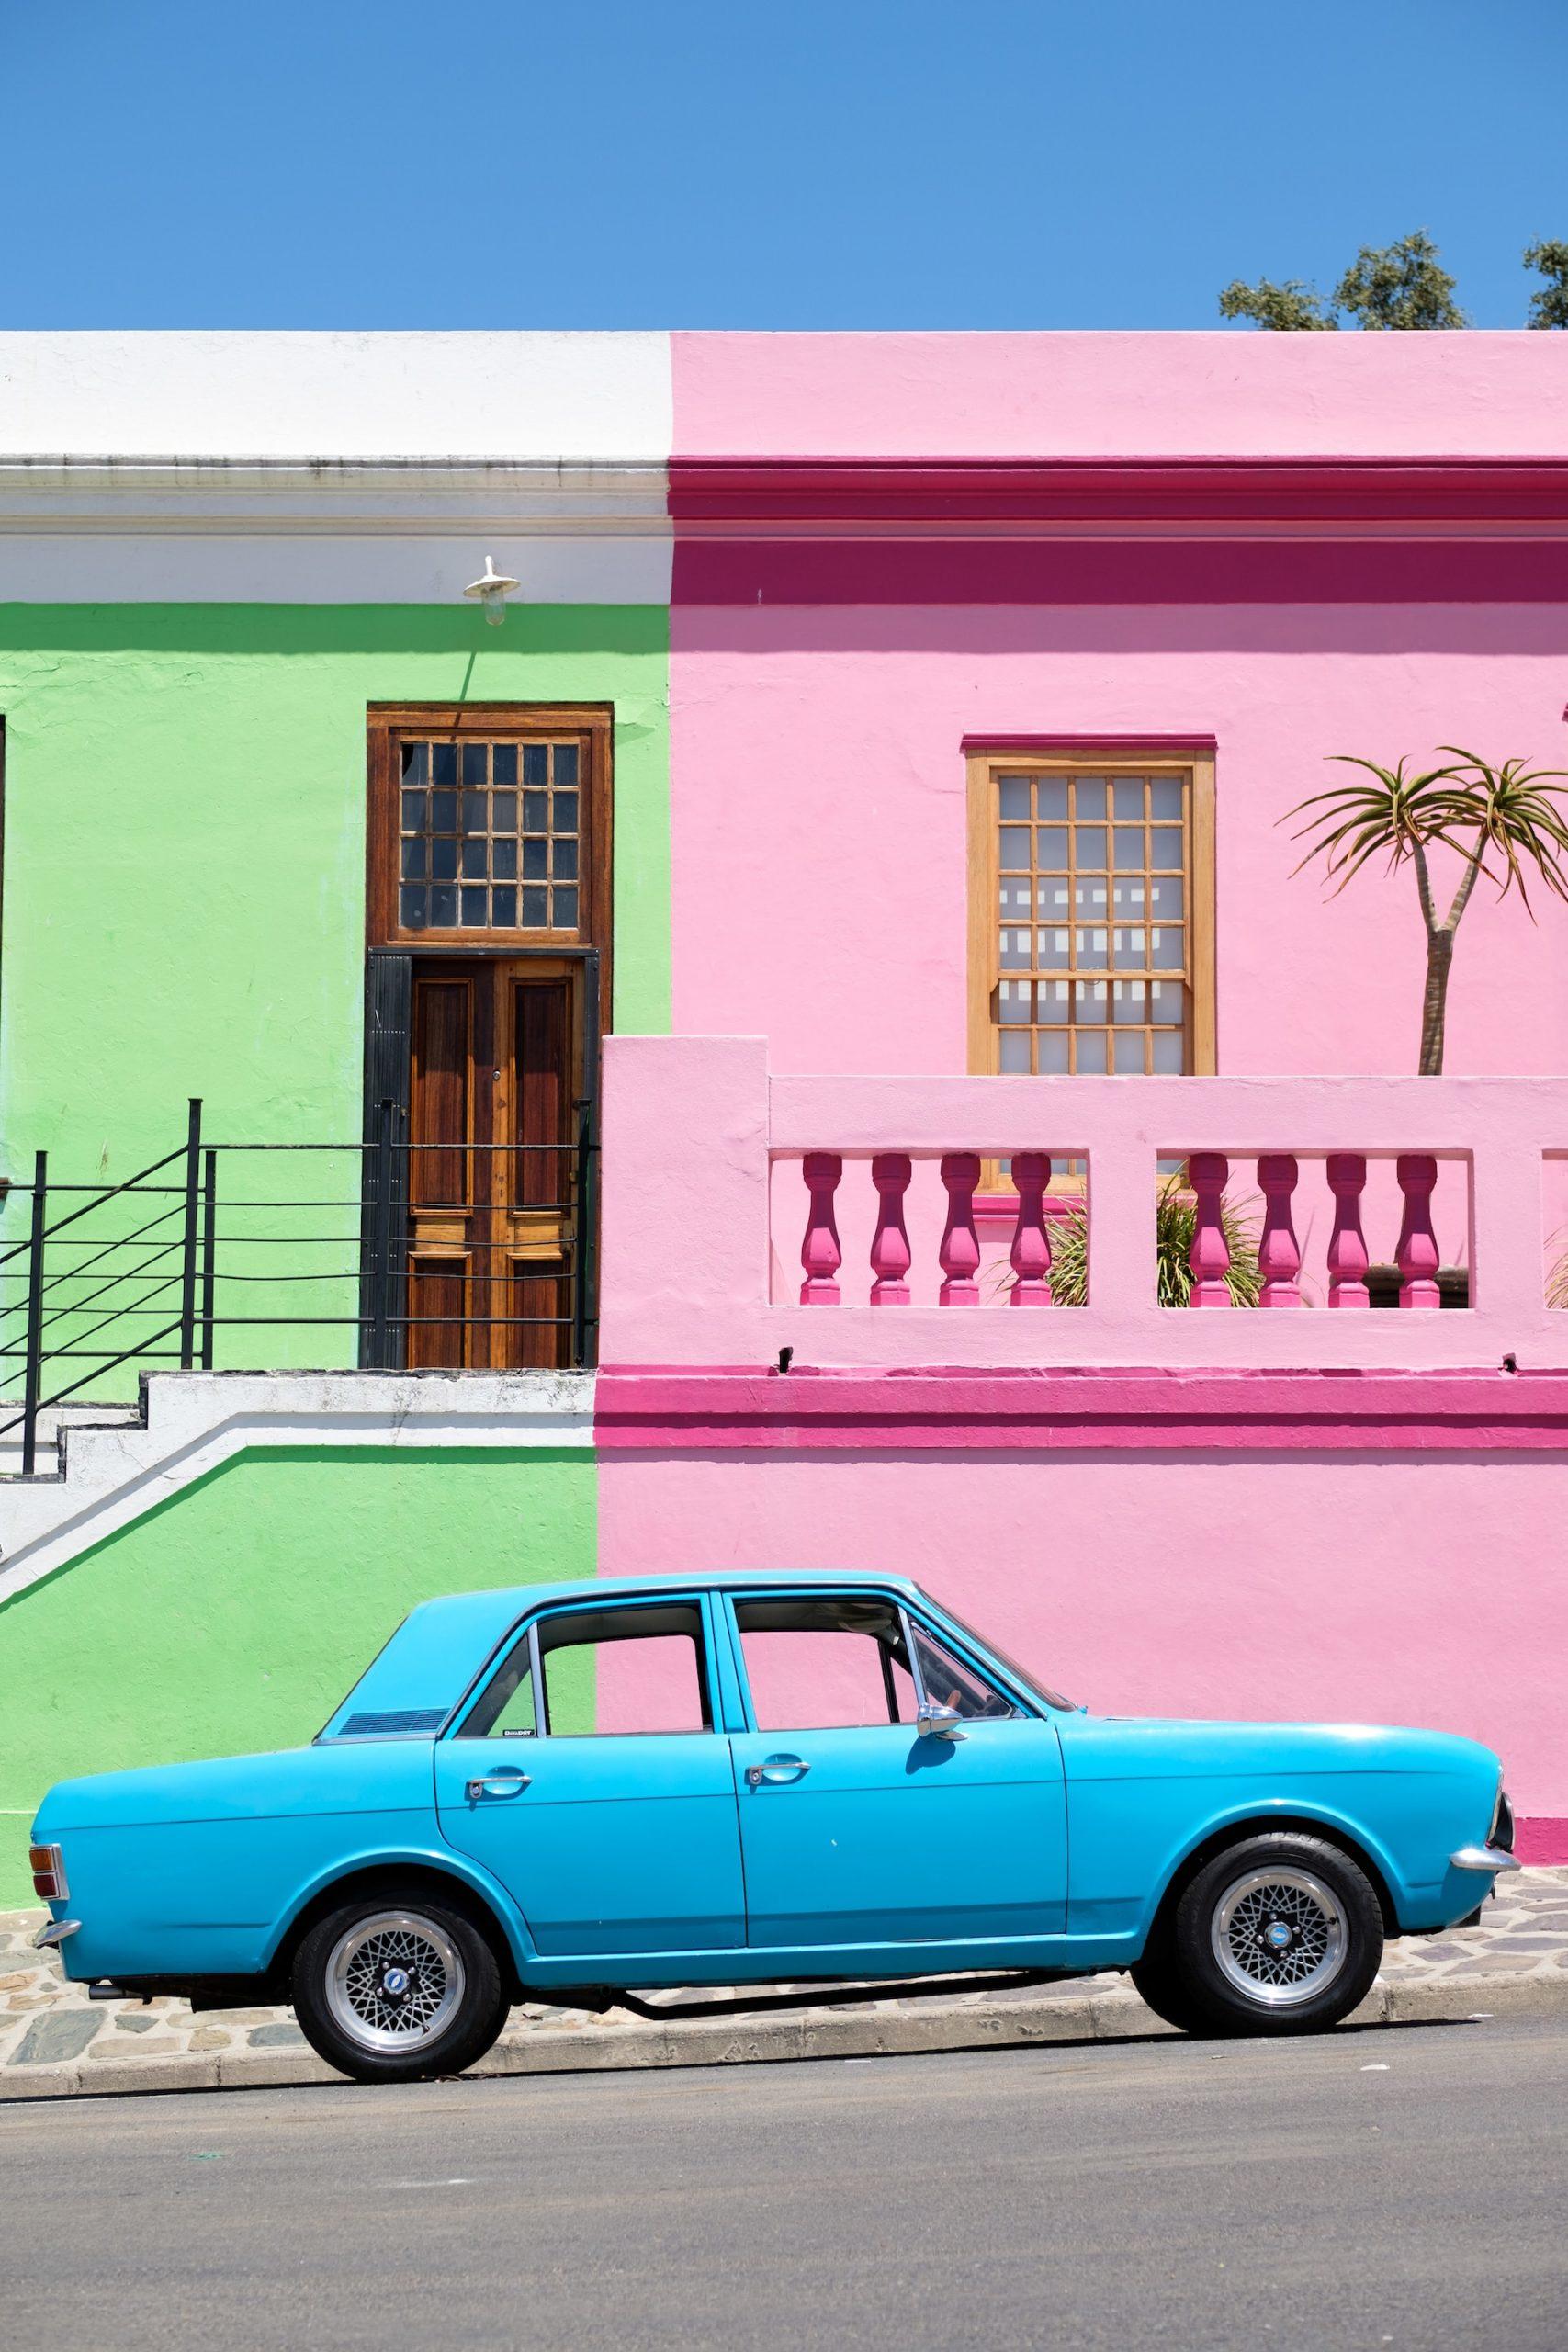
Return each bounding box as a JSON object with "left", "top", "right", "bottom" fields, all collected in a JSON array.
[{"left": 1286, "top": 750, "right": 1568, "bottom": 1074}]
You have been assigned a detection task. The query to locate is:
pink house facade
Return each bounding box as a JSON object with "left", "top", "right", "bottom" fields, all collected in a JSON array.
[{"left": 600, "top": 333, "right": 1568, "bottom": 1859}]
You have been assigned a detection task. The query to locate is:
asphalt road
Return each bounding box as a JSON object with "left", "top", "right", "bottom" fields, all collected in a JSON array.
[{"left": 4, "top": 2017, "right": 1563, "bottom": 2351}]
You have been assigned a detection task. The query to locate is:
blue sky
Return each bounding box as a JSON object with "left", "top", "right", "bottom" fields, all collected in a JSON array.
[{"left": 3, "top": 0, "right": 1563, "bottom": 328}]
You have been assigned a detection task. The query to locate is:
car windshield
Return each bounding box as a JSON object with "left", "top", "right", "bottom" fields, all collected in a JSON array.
[{"left": 918, "top": 1592, "right": 1076, "bottom": 1713}]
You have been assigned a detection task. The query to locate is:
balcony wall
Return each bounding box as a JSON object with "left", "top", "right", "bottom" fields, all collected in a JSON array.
[{"left": 600, "top": 1035, "right": 1568, "bottom": 1371}]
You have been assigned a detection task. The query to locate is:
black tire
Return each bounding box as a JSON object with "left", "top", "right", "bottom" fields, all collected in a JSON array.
[
  {"left": 1129, "top": 1942, "right": 1217, "bottom": 2037},
  {"left": 291, "top": 1886, "right": 508, "bottom": 2084},
  {"left": 1160, "top": 1832, "right": 1383, "bottom": 2038}
]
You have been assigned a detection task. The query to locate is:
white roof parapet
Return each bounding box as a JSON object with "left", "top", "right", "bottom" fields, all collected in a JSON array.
[{"left": 0, "top": 331, "right": 674, "bottom": 462}]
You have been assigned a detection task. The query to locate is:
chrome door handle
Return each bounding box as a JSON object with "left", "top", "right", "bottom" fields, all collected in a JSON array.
[
  {"left": 745, "top": 1756, "right": 810, "bottom": 1789},
  {"left": 466, "top": 1771, "right": 531, "bottom": 1800}
]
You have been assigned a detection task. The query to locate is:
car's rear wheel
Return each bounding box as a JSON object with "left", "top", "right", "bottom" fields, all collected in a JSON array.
[
  {"left": 291, "top": 1890, "right": 508, "bottom": 2084},
  {"left": 1156, "top": 1833, "right": 1384, "bottom": 2038}
]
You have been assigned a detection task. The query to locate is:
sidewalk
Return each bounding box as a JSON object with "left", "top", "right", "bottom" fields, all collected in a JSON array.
[{"left": 6, "top": 1870, "right": 1566, "bottom": 2100}]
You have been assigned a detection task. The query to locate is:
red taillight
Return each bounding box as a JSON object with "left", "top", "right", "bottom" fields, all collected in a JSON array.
[{"left": 28, "top": 1844, "right": 67, "bottom": 1901}]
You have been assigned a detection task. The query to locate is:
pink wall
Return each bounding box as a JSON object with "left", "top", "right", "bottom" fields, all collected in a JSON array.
[
  {"left": 672, "top": 331, "right": 1568, "bottom": 458},
  {"left": 669, "top": 604, "right": 1568, "bottom": 1079},
  {"left": 596, "top": 1445, "right": 1568, "bottom": 1820}
]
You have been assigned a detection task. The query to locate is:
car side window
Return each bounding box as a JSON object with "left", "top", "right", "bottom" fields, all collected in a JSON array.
[
  {"left": 458, "top": 1602, "right": 714, "bottom": 1738},
  {"left": 908, "top": 1620, "right": 1021, "bottom": 1721},
  {"left": 479, "top": 1652, "right": 537, "bottom": 1738},
  {"left": 732, "top": 1596, "right": 919, "bottom": 1732}
]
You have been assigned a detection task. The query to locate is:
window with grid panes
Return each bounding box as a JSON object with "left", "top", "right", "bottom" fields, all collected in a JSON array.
[
  {"left": 994, "top": 770, "right": 1193, "bottom": 1074},
  {"left": 398, "top": 738, "right": 581, "bottom": 934}
]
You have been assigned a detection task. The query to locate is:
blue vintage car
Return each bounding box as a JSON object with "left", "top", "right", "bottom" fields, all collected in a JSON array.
[{"left": 28, "top": 1571, "right": 1518, "bottom": 2082}]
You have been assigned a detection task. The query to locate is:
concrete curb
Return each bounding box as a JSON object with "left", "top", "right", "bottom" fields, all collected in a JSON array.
[{"left": 4, "top": 1965, "right": 1563, "bottom": 2102}]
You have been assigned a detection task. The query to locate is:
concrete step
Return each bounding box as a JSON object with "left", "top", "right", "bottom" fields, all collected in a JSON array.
[{"left": 0, "top": 1401, "right": 142, "bottom": 1479}]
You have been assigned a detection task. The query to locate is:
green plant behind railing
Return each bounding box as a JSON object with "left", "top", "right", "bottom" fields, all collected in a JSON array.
[{"left": 1043, "top": 1178, "right": 1263, "bottom": 1309}]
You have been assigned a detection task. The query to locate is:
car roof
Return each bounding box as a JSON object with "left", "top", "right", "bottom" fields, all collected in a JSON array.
[
  {"left": 320, "top": 1568, "right": 926, "bottom": 1737},
  {"left": 439, "top": 1566, "right": 921, "bottom": 1615}
]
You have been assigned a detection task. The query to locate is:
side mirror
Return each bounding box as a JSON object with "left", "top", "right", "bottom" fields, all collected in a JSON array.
[{"left": 917, "top": 1702, "right": 968, "bottom": 1742}]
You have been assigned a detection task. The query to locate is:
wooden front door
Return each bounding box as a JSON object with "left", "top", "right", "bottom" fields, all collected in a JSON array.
[{"left": 406, "top": 957, "right": 581, "bottom": 1369}]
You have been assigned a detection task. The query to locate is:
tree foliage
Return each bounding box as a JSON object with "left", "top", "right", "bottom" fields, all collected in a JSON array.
[
  {"left": 1332, "top": 232, "right": 1466, "bottom": 330},
  {"left": 1221, "top": 230, "right": 1568, "bottom": 330},
  {"left": 1525, "top": 240, "right": 1568, "bottom": 330},
  {"left": 1218, "top": 277, "right": 1337, "bottom": 332}
]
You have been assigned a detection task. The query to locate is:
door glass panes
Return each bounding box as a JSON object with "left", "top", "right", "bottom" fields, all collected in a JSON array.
[
  {"left": 459, "top": 1604, "right": 711, "bottom": 1738},
  {"left": 733, "top": 1595, "right": 919, "bottom": 1733},
  {"left": 399, "top": 739, "right": 582, "bottom": 933},
  {"left": 992, "top": 770, "right": 1193, "bottom": 1074}
]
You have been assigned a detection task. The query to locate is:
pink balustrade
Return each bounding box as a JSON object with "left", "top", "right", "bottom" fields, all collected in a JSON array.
[
  {"left": 1009, "top": 1152, "right": 1053, "bottom": 1306},
  {"left": 868, "top": 1152, "right": 913, "bottom": 1306},
  {"left": 1256, "top": 1153, "right": 1303, "bottom": 1310},
  {"left": 797, "top": 1151, "right": 843, "bottom": 1305},
  {"left": 1325, "top": 1153, "right": 1371, "bottom": 1308},
  {"left": 599, "top": 1039, "right": 1568, "bottom": 1370},
  {"left": 937, "top": 1153, "right": 983, "bottom": 1306},
  {"left": 1187, "top": 1152, "right": 1234, "bottom": 1308}
]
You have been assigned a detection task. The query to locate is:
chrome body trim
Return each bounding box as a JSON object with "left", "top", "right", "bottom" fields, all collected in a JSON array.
[
  {"left": 33, "top": 1918, "right": 81, "bottom": 1948},
  {"left": 1450, "top": 1844, "right": 1522, "bottom": 1874}
]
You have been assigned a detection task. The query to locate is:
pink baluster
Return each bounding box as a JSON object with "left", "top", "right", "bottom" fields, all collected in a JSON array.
[
  {"left": 1325, "top": 1153, "right": 1371, "bottom": 1309},
  {"left": 869, "top": 1153, "right": 913, "bottom": 1306},
  {"left": 1256, "top": 1154, "right": 1303, "bottom": 1310},
  {"left": 1395, "top": 1153, "right": 1441, "bottom": 1309},
  {"left": 798, "top": 1152, "right": 843, "bottom": 1305},
  {"left": 938, "top": 1152, "right": 982, "bottom": 1306},
  {"left": 1187, "top": 1152, "right": 1232, "bottom": 1307},
  {"left": 1010, "top": 1151, "right": 1054, "bottom": 1306}
]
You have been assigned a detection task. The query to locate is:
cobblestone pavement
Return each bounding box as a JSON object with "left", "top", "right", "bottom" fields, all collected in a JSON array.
[{"left": 4, "top": 1869, "right": 1564, "bottom": 2086}]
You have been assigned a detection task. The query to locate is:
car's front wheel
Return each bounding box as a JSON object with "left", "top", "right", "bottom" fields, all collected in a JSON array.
[
  {"left": 291, "top": 1889, "right": 509, "bottom": 2084},
  {"left": 1142, "top": 1833, "right": 1384, "bottom": 2038}
]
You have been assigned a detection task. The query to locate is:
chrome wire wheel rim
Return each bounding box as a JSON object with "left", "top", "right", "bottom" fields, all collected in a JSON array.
[
  {"left": 324, "top": 1911, "right": 465, "bottom": 2054},
  {"left": 1210, "top": 1866, "right": 1348, "bottom": 2007}
]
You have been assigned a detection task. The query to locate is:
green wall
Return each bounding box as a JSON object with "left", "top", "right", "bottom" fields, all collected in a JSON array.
[
  {"left": 0, "top": 1442, "right": 597, "bottom": 1906},
  {"left": 0, "top": 605, "right": 670, "bottom": 1363}
]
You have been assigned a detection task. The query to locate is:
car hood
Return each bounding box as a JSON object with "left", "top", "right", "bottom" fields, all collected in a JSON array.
[{"left": 1061, "top": 1712, "right": 1500, "bottom": 1781}]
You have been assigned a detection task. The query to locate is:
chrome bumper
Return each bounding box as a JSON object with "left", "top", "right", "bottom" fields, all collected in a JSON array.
[
  {"left": 1450, "top": 1845, "right": 1522, "bottom": 1875},
  {"left": 33, "top": 1918, "right": 81, "bottom": 1949}
]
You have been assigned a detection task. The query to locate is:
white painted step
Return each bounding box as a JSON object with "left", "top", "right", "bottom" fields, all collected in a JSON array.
[{"left": 0, "top": 1369, "right": 595, "bottom": 1601}]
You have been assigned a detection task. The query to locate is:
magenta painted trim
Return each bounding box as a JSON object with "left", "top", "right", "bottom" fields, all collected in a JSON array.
[
  {"left": 1515, "top": 1818, "right": 1568, "bottom": 1864},
  {"left": 668, "top": 457, "right": 1568, "bottom": 527},
  {"left": 671, "top": 537, "right": 1568, "bottom": 607},
  {"left": 595, "top": 1365, "right": 1568, "bottom": 1453},
  {"left": 961, "top": 734, "right": 1218, "bottom": 753}
]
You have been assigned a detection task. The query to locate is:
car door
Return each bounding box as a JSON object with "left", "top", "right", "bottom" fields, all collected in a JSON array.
[
  {"left": 725, "top": 1590, "right": 1067, "bottom": 1952},
  {"left": 433, "top": 1593, "right": 746, "bottom": 1959}
]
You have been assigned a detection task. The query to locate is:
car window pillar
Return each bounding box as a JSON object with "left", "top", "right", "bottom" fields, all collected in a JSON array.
[
  {"left": 898, "top": 1606, "right": 933, "bottom": 1714},
  {"left": 528, "top": 1619, "right": 547, "bottom": 1736}
]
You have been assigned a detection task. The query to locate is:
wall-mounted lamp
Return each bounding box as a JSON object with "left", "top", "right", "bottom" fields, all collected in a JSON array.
[{"left": 463, "top": 554, "right": 521, "bottom": 627}]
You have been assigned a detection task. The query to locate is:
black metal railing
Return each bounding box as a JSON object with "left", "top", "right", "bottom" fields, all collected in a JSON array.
[{"left": 0, "top": 1093, "right": 600, "bottom": 1476}]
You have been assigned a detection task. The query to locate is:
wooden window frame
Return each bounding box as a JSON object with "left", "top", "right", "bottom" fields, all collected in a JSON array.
[
  {"left": 367, "top": 703, "right": 614, "bottom": 1012},
  {"left": 965, "top": 742, "right": 1216, "bottom": 1078}
]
